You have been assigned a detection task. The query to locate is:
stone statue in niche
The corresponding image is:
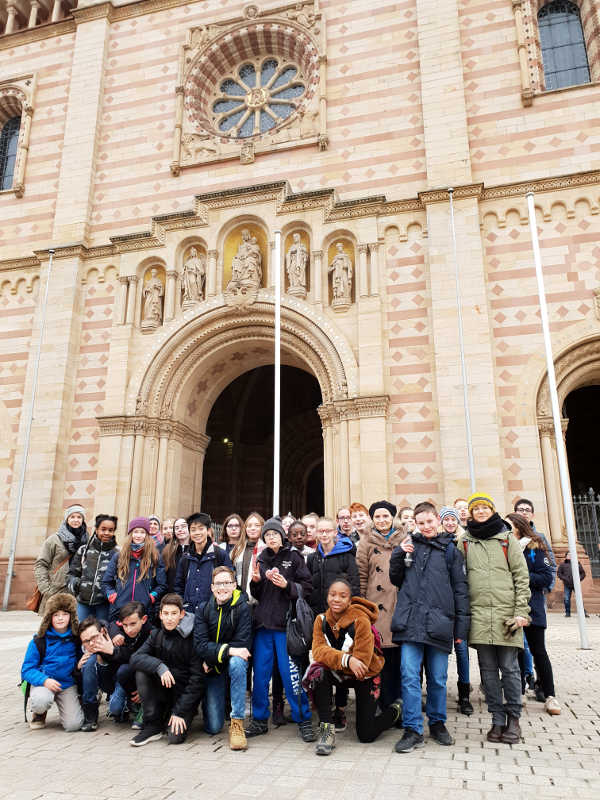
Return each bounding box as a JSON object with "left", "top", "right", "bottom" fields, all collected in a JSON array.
[
  {"left": 329, "top": 242, "right": 353, "bottom": 310},
  {"left": 286, "top": 232, "right": 308, "bottom": 298},
  {"left": 141, "top": 268, "right": 164, "bottom": 331},
  {"left": 225, "top": 228, "right": 263, "bottom": 309},
  {"left": 182, "top": 246, "right": 206, "bottom": 308}
]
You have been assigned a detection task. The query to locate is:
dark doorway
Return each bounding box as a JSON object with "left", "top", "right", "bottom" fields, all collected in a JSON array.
[
  {"left": 565, "top": 386, "right": 600, "bottom": 493},
  {"left": 201, "top": 365, "right": 324, "bottom": 523}
]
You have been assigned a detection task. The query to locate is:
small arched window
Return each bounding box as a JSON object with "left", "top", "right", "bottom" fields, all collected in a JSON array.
[
  {"left": 0, "top": 116, "right": 21, "bottom": 191},
  {"left": 538, "top": 1, "right": 591, "bottom": 90}
]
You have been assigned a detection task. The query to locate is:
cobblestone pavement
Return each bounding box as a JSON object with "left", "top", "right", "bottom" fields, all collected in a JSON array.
[{"left": 1, "top": 611, "right": 599, "bottom": 800}]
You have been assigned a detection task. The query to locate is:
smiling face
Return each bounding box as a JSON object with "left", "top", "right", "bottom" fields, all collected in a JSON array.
[
  {"left": 245, "top": 515, "right": 262, "bottom": 544},
  {"left": 301, "top": 515, "right": 317, "bottom": 546},
  {"left": 399, "top": 508, "right": 414, "bottom": 533},
  {"left": 415, "top": 510, "right": 440, "bottom": 538},
  {"left": 351, "top": 509, "right": 370, "bottom": 533},
  {"left": 288, "top": 523, "right": 306, "bottom": 549},
  {"left": 225, "top": 517, "right": 242, "bottom": 543},
  {"left": 190, "top": 522, "right": 209, "bottom": 551},
  {"left": 317, "top": 520, "right": 336, "bottom": 550},
  {"left": 454, "top": 500, "right": 469, "bottom": 525},
  {"left": 148, "top": 518, "right": 160, "bottom": 536},
  {"left": 96, "top": 518, "right": 116, "bottom": 543},
  {"left": 51, "top": 610, "right": 71, "bottom": 633},
  {"left": 130, "top": 528, "right": 147, "bottom": 545},
  {"left": 67, "top": 512, "right": 83, "bottom": 529},
  {"left": 471, "top": 504, "right": 492, "bottom": 523},
  {"left": 162, "top": 519, "right": 174, "bottom": 541},
  {"left": 336, "top": 508, "right": 352, "bottom": 534},
  {"left": 160, "top": 604, "right": 185, "bottom": 631},
  {"left": 211, "top": 569, "right": 236, "bottom": 605},
  {"left": 174, "top": 518, "right": 189, "bottom": 543},
  {"left": 441, "top": 516, "right": 458, "bottom": 534},
  {"left": 373, "top": 507, "right": 394, "bottom": 533},
  {"left": 327, "top": 581, "right": 352, "bottom": 617},
  {"left": 281, "top": 515, "right": 294, "bottom": 534}
]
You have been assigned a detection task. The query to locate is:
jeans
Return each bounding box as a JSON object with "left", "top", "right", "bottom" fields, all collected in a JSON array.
[
  {"left": 81, "top": 654, "right": 115, "bottom": 706},
  {"left": 522, "top": 635, "right": 533, "bottom": 679},
  {"left": 252, "top": 628, "right": 311, "bottom": 722},
  {"left": 401, "top": 642, "right": 449, "bottom": 734},
  {"left": 29, "top": 685, "right": 84, "bottom": 732},
  {"left": 77, "top": 601, "right": 109, "bottom": 623},
  {"left": 475, "top": 644, "right": 522, "bottom": 726},
  {"left": 454, "top": 638, "right": 470, "bottom": 684},
  {"left": 204, "top": 656, "right": 248, "bottom": 734}
]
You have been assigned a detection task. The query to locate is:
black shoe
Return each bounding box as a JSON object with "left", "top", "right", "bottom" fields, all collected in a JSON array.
[
  {"left": 564, "top": 613, "right": 571, "bottom": 617},
  {"left": 81, "top": 703, "right": 98, "bottom": 732},
  {"left": 298, "top": 719, "right": 316, "bottom": 742},
  {"left": 394, "top": 729, "right": 425, "bottom": 753},
  {"left": 129, "top": 726, "right": 163, "bottom": 746},
  {"left": 429, "top": 721, "right": 454, "bottom": 746},
  {"left": 525, "top": 673, "right": 535, "bottom": 692},
  {"left": 272, "top": 701, "right": 286, "bottom": 727},
  {"left": 534, "top": 683, "right": 545, "bottom": 703},
  {"left": 332, "top": 707, "right": 347, "bottom": 732},
  {"left": 457, "top": 682, "right": 473, "bottom": 716},
  {"left": 244, "top": 718, "right": 268, "bottom": 737}
]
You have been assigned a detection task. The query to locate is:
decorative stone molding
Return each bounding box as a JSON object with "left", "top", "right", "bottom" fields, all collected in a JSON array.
[
  {"left": 97, "top": 415, "right": 210, "bottom": 452},
  {"left": 0, "top": 73, "right": 36, "bottom": 198},
  {"left": 537, "top": 338, "right": 600, "bottom": 417},
  {"left": 318, "top": 395, "right": 389, "bottom": 427},
  {"left": 537, "top": 416, "right": 569, "bottom": 437},
  {"left": 419, "top": 184, "right": 483, "bottom": 205},
  {"left": 481, "top": 169, "right": 600, "bottom": 201}
]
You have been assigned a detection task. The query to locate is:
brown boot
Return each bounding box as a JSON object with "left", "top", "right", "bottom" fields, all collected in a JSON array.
[
  {"left": 501, "top": 715, "right": 521, "bottom": 744},
  {"left": 229, "top": 718, "right": 248, "bottom": 751},
  {"left": 486, "top": 724, "right": 504, "bottom": 743}
]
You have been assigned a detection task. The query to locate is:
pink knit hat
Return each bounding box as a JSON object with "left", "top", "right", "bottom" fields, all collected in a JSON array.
[{"left": 128, "top": 516, "right": 150, "bottom": 534}]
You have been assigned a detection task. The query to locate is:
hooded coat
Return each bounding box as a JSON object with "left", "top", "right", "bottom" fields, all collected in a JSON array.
[
  {"left": 21, "top": 593, "right": 80, "bottom": 688},
  {"left": 557, "top": 557, "right": 586, "bottom": 589},
  {"left": 101, "top": 550, "right": 167, "bottom": 621},
  {"left": 174, "top": 541, "right": 233, "bottom": 614},
  {"left": 356, "top": 528, "right": 404, "bottom": 647},
  {"left": 311, "top": 596, "right": 384, "bottom": 679},
  {"left": 389, "top": 532, "right": 470, "bottom": 653},
  {"left": 68, "top": 533, "right": 119, "bottom": 606},
  {"left": 33, "top": 516, "right": 88, "bottom": 615},
  {"left": 194, "top": 588, "right": 253, "bottom": 670},
  {"left": 307, "top": 535, "right": 360, "bottom": 614},
  {"left": 250, "top": 543, "right": 313, "bottom": 631}
]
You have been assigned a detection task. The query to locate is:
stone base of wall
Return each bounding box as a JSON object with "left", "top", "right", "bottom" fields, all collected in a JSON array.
[{"left": 0, "top": 558, "right": 36, "bottom": 610}]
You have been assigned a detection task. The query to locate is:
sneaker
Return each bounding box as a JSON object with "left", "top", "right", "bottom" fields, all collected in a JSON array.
[
  {"left": 244, "top": 718, "right": 268, "bottom": 738},
  {"left": 315, "top": 722, "right": 336, "bottom": 756},
  {"left": 81, "top": 703, "right": 98, "bottom": 732},
  {"left": 29, "top": 712, "right": 47, "bottom": 730},
  {"left": 298, "top": 719, "right": 316, "bottom": 742},
  {"left": 332, "top": 706, "right": 347, "bottom": 732},
  {"left": 272, "top": 701, "right": 286, "bottom": 727},
  {"left": 229, "top": 718, "right": 248, "bottom": 751},
  {"left": 129, "top": 727, "right": 163, "bottom": 747},
  {"left": 390, "top": 700, "right": 403, "bottom": 726},
  {"left": 544, "top": 696, "right": 561, "bottom": 715},
  {"left": 394, "top": 729, "right": 425, "bottom": 753},
  {"left": 429, "top": 721, "right": 454, "bottom": 746}
]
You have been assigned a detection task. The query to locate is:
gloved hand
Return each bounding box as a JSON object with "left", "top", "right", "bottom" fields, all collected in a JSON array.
[{"left": 503, "top": 616, "right": 529, "bottom": 636}]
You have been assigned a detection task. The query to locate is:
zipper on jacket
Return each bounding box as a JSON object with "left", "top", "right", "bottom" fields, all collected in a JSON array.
[
  {"left": 216, "top": 607, "right": 223, "bottom": 642},
  {"left": 132, "top": 565, "right": 137, "bottom": 600}
]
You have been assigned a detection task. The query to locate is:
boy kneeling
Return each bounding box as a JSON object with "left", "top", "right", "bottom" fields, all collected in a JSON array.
[
  {"left": 194, "top": 566, "right": 252, "bottom": 750},
  {"left": 129, "top": 593, "right": 205, "bottom": 746}
]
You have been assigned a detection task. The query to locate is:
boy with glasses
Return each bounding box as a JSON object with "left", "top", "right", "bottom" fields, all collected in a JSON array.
[{"left": 513, "top": 499, "right": 556, "bottom": 588}]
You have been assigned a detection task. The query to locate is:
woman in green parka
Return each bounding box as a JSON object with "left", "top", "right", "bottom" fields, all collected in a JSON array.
[{"left": 458, "top": 493, "right": 530, "bottom": 747}]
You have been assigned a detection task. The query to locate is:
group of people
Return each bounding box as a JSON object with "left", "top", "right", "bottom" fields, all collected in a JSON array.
[{"left": 22, "top": 493, "right": 568, "bottom": 756}]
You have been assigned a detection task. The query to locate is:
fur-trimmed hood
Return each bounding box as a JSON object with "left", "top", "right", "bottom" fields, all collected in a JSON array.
[{"left": 37, "top": 592, "right": 79, "bottom": 637}]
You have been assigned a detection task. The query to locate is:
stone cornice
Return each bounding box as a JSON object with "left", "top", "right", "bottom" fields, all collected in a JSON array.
[
  {"left": 0, "top": 19, "right": 76, "bottom": 50},
  {"left": 97, "top": 414, "right": 210, "bottom": 451},
  {"left": 318, "top": 395, "right": 389, "bottom": 426},
  {"left": 481, "top": 169, "right": 600, "bottom": 201},
  {"left": 419, "top": 184, "right": 483, "bottom": 205}
]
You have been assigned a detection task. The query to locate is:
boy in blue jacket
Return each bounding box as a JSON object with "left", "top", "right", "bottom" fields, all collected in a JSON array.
[{"left": 21, "top": 592, "right": 84, "bottom": 731}]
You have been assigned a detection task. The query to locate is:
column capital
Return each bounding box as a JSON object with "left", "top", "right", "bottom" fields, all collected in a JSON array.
[
  {"left": 311, "top": 249, "right": 323, "bottom": 259},
  {"left": 118, "top": 275, "right": 129, "bottom": 285},
  {"left": 208, "top": 249, "right": 218, "bottom": 259},
  {"left": 128, "top": 275, "right": 139, "bottom": 284},
  {"left": 358, "top": 243, "right": 369, "bottom": 254},
  {"left": 166, "top": 270, "right": 178, "bottom": 279}
]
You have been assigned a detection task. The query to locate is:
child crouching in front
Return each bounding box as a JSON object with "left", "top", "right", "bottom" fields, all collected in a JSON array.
[
  {"left": 21, "top": 592, "right": 84, "bottom": 732},
  {"left": 304, "top": 579, "right": 401, "bottom": 755}
]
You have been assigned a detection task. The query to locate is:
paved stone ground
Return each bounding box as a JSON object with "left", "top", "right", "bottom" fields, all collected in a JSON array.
[{"left": 1, "top": 611, "right": 599, "bottom": 800}]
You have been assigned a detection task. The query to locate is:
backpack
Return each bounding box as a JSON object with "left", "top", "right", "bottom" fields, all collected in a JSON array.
[
  {"left": 286, "top": 584, "right": 315, "bottom": 658},
  {"left": 20, "top": 636, "right": 47, "bottom": 722},
  {"left": 320, "top": 614, "right": 384, "bottom": 658}
]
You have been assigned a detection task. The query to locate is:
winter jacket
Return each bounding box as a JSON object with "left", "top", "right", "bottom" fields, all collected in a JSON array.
[
  {"left": 21, "top": 593, "right": 80, "bottom": 688},
  {"left": 458, "top": 525, "right": 530, "bottom": 648},
  {"left": 174, "top": 541, "right": 233, "bottom": 614},
  {"left": 311, "top": 597, "right": 384, "bottom": 679},
  {"left": 307, "top": 535, "right": 361, "bottom": 614},
  {"left": 531, "top": 522, "right": 556, "bottom": 590},
  {"left": 100, "top": 618, "right": 153, "bottom": 667},
  {"left": 521, "top": 541, "right": 554, "bottom": 628},
  {"left": 250, "top": 544, "right": 313, "bottom": 631},
  {"left": 356, "top": 528, "right": 404, "bottom": 647},
  {"left": 194, "top": 588, "right": 252, "bottom": 671},
  {"left": 67, "top": 534, "right": 119, "bottom": 606},
  {"left": 130, "top": 612, "right": 205, "bottom": 718},
  {"left": 33, "top": 518, "right": 87, "bottom": 615},
  {"left": 164, "top": 543, "right": 191, "bottom": 592},
  {"left": 557, "top": 558, "right": 586, "bottom": 589},
  {"left": 101, "top": 552, "right": 167, "bottom": 622},
  {"left": 389, "top": 532, "right": 470, "bottom": 654}
]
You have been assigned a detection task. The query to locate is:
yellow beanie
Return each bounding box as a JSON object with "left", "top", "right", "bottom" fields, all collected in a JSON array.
[{"left": 467, "top": 493, "right": 496, "bottom": 513}]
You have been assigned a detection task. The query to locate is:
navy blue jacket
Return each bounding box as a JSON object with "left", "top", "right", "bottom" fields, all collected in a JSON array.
[
  {"left": 174, "top": 541, "right": 233, "bottom": 614},
  {"left": 21, "top": 628, "right": 80, "bottom": 689},
  {"left": 389, "top": 532, "right": 470, "bottom": 653},
  {"left": 101, "top": 552, "right": 167, "bottom": 622},
  {"left": 523, "top": 543, "right": 554, "bottom": 628},
  {"left": 250, "top": 544, "right": 312, "bottom": 631},
  {"left": 194, "top": 588, "right": 252, "bottom": 671}
]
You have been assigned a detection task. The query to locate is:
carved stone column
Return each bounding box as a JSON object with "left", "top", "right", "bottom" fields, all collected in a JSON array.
[
  {"left": 311, "top": 249, "right": 322, "bottom": 305},
  {"left": 51, "top": 0, "right": 62, "bottom": 23},
  {"left": 512, "top": 0, "right": 533, "bottom": 106},
  {"left": 128, "top": 424, "right": 146, "bottom": 517},
  {"left": 5, "top": 3, "right": 18, "bottom": 34},
  {"left": 154, "top": 423, "right": 172, "bottom": 519},
  {"left": 318, "top": 407, "right": 336, "bottom": 516},
  {"left": 117, "top": 276, "right": 128, "bottom": 325},
  {"left": 358, "top": 244, "right": 369, "bottom": 298},
  {"left": 368, "top": 242, "right": 380, "bottom": 296},
  {"left": 538, "top": 416, "right": 569, "bottom": 544},
  {"left": 207, "top": 249, "right": 217, "bottom": 298},
  {"left": 140, "top": 419, "right": 160, "bottom": 515},
  {"left": 29, "top": 1, "right": 41, "bottom": 28},
  {"left": 125, "top": 276, "right": 138, "bottom": 325},
  {"left": 165, "top": 270, "right": 178, "bottom": 320},
  {"left": 13, "top": 103, "right": 33, "bottom": 198}
]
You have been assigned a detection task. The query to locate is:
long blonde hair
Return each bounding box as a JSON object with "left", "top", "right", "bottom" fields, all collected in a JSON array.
[
  {"left": 221, "top": 513, "right": 246, "bottom": 563},
  {"left": 244, "top": 512, "right": 265, "bottom": 546},
  {"left": 117, "top": 533, "right": 159, "bottom": 582}
]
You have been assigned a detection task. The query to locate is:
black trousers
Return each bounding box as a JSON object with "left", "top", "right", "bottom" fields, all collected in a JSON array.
[
  {"left": 312, "top": 670, "right": 395, "bottom": 743},
  {"left": 519, "top": 625, "right": 556, "bottom": 698},
  {"left": 136, "top": 671, "right": 197, "bottom": 743},
  {"left": 380, "top": 646, "right": 402, "bottom": 707}
]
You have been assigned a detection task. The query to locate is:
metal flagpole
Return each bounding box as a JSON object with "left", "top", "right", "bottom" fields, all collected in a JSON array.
[
  {"left": 3, "top": 249, "right": 55, "bottom": 611},
  {"left": 273, "top": 231, "right": 282, "bottom": 517},
  {"left": 448, "top": 189, "right": 476, "bottom": 493},
  {"left": 526, "top": 192, "right": 590, "bottom": 649}
]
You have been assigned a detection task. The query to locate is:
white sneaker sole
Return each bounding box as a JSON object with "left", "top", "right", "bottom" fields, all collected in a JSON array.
[{"left": 129, "top": 732, "right": 163, "bottom": 746}]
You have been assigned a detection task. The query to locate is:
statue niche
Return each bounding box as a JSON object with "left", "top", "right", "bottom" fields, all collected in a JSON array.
[
  {"left": 285, "top": 231, "right": 309, "bottom": 299},
  {"left": 141, "top": 267, "right": 165, "bottom": 332},
  {"left": 224, "top": 226, "right": 266, "bottom": 309},
  {"left": 181, "top": 246, "right": 206, "bottom": 309},
  {"left": 328, "top": 241, "right": 354, "bottom": 311}
]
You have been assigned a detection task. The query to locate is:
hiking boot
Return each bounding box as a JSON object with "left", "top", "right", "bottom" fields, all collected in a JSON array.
[
  {"left": 229, "top": 718, "right": 248, "bottom": 751},
  {"left": 394, "top": 729, "right": 425, "bottom": 753},
  {"left": 457, "top": 682, "right": 474, "bottom": 716},
  {"left": 429, "top": 721, "right": 454, "bottom": 746},
  {"left": 129, "top": 726, "right": 163, "bottom": 746},
  {"left": 500, "top": 715, "right": 521, "bottom": 744},
  {"left": 315, "top": 722, "right": 336, "bottom": 756},
  {"left": 544, "top": 696, "right": 561, "bottom": 715},
  {"left": 487, "top": 724, "right": 504, "bottom": 743},
  {"left": 272, "top": 700, "right": 286, "bottom": 727},
  {"left": 298, "top": 719, "right": 316, "bottom": 742},
  {"left": 332, "top": 706, "right": 347, "bottom": 732},
  {"left": 244, "top": 718, "right": 268, "bottom": 737},
  {"left": 81, "top": 703, "right": 98, "bottom": 732},
  {"left": 29, "top": 712, "right": 47, "bottom": 730}
]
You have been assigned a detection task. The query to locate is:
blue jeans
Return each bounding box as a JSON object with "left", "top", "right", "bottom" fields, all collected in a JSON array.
[
  {"left": 77, "top": 601, "right": 109, "bottom": 623},
  {"left": 401, "top": 642, "right": 449, "bottom": 734},
  {"left": 455, "top": 638, "right": 470, "bottom": 684},
  {"left": 252, "top": 628, "right": 311, "bottom": 722},
  {"left": 204, "top": 656, "right": 248, "bottom": 734},
  {"left": 522, "top": 635, "right": 533, "bottom": 677},
  {"left": 81, "top": 654, "right": 114, "bottom": 706}
]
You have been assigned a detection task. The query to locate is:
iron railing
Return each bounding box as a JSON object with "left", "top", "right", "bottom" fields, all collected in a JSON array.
[{"left": 573, "top": 488, "right": 600, "bottom": 578}]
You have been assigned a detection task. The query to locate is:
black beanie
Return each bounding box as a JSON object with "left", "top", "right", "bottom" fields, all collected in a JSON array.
[
  {"left": 368, "top": 500, "right": 397, "bottom": 519},
  {"left": 261, "top": 516, "right": 285, "bottom": 542}
]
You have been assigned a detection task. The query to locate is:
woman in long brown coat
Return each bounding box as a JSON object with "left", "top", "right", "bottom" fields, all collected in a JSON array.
[{"left": 356, "top": 500, "right": 404, "bottom": 706}]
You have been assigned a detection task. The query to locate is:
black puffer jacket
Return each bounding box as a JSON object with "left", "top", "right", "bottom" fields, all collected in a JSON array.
[
  {"left": 68, "top": 534, "right": 119, "bottom": 606},
  {"left": 250, "top": 545, "right": 312, "bottom": 631},
  {"left": 194, "top": 589, "right": 252, "bottom": 671},
  {"left": 389, "top": 532, "right": 470, "bottom": 653},
  {"left": 307, "top": 536, "right": 360, "bottom": 614},
  {"left": 130, "top": 612, "right": 205, "bottom": 718}
]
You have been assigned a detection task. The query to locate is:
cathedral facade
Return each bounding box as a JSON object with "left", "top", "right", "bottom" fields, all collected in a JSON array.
[{"left": 1, "top": 0, "right": 600, "bottom": 605}]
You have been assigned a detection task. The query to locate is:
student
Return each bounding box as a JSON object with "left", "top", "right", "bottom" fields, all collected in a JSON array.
[
  {"left": 148, "top": 515, "right": 165, "bottom": 552},
  {"left": 161, "top": 518, "right": 175, "bottom": 544},
  {"left": 246, "top": 517, "right": 315, "bottom": 741},
  {"left": 236, "top": 512, "right": 264, "bottom": 601},
  {"left": 194, "top": 566, "right": 253, "bottom": 750},
  {"left": 78, "top": 616, "right": 115, "bottom": 731},
  {"left": 513, "top": 498, "right": 557, "bottom": 590},
  {"left": 397, "top": 506, "right": 415, "bottom": 536},
  {"left": 281, "top": 513, "right": 295, "bottom": 536},
  {"left": 300, "top": 513, "right": 319, "bottom": 550},
  {"left": 174, "top": 512, "right": 233, "bottom": 614},
  {"left": 336, "top": 507, "right": 359, "bottom": 544},
  {"left": 33, "top": 505, "right": 88, "bottom": 615},
  {"left": 453, "top": 498, "right": 469, "bottom": 530},
  {"left": 162, "top": 517, "right": 191, "bottom": 592},
  {"left": 288, "top": 520, "right": 314, "bottom": 561},
  {"left": 308, "top": 517, "right": 360, "bottom": 614},
  {"left": 21, "top": 592, "right": 84, "bottom": 732},
  {"left": 459, "top": 493, "right": 530, "bottom": 745},
  {"left": 68, "top": 514, "right": 118, "bottom": 622},
  {"left": 306, "top": 579, "right": 401, "bottom": 754},
  {"left": 349, "top": 502, "right": 372, "bottom": 543},
  {"left": 219, "top": 513, "right": 245, "bottom": 557},
  {"left": 102, "top": 517, "right": 167, "bottom": 622},
  {"left": 130, "top": 593, "right": 206, "bottom": 745},
  {"left": 390, "top": 501, "right": 470, "bottom": 753}
]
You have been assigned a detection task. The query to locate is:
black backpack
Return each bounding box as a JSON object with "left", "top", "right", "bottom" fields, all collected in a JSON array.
[
  {"left": 20, "top": 636, "right": 47, "bottom": 722},
  {"left": 286, "top": 584, "right": 315, "bottom": 658}
]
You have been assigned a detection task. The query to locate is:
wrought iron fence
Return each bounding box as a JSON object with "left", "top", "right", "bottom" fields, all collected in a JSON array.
[{"left": 573, "top": 488, "right": 600, "bottom": 579}]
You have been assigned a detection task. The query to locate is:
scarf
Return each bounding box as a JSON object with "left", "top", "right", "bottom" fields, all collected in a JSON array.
[
  {"left": 466, "top": 512, "right": 507, "bottom": 540},
  {"left": 56, "top": 520, "right": 87, "bottom": 555}
]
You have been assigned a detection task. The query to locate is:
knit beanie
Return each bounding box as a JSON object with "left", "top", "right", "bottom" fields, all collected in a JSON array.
[
  {"left": 467, "top": 493, "right": 496, "bottom": 513},
  {"left": 149, "top": 514, "right": 161, "bottom": 526},
  {"left": 65, "top": 504, "right": 85, "bottom": 520},
  {"left": 368, "top": 500, "right": 397, "bottom": 519},
  {"left": 261, "top": 516, "right": 285, "bottom": 542},
  {"left": 128, "top": 516, "right": 150, "bottom": 534},
  {"left": 439, "top": 506, "right": 460, "bottom": 524}
]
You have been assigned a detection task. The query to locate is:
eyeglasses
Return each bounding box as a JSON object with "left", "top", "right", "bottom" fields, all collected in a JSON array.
[
  {"left": 213, "top": 581, "right": 235, "bottom": 588},
  {"left": 81, "top": 631, "right": 103, "bottom": 645},
  {"left": 516, "top": 507, "right": 533, "bottom": 514}
]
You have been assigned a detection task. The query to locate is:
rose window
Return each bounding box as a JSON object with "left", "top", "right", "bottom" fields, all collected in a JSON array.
[{"left": 212, "top": 59, "right": 307, "bottom": 138}]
